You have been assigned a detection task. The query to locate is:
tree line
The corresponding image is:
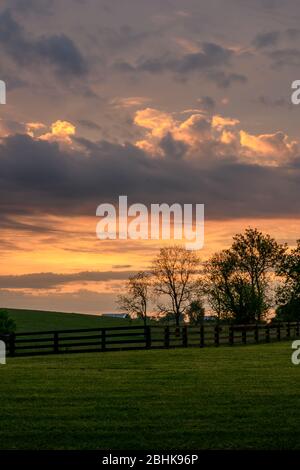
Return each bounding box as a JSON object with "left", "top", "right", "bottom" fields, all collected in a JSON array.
[{"left": 117, "top": 228, "right": 300, "bottom": 326}]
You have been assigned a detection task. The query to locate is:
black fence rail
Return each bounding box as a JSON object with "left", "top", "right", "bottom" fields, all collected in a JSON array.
[{"left": 1, "top": 322, "right": 299, "bottom": 357}]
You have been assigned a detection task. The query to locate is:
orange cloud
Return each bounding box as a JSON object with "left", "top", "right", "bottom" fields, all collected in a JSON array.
[
  {"left": 134, "top": 107, "right": 298, "bottom": 166},
  {"left": 240, "top": 130, "right": 298, "bottom": 166},
  {"left": 26, "top": 122, "right": 46, "bottom": 138},
  {"left": 221, "top": 130, "right": 236, "bottom": 144},
  {"left": 39, "top": 120, "right": 76, "bottom": 145},
  {"left": 111, "top": 96, "right": 151, "bottom": 108},
  {"left": 134, "top": 108, "right": 175, "bottom": 137},
  {"left": 212, "top": 114, "right": 240, "bottom": 129}
]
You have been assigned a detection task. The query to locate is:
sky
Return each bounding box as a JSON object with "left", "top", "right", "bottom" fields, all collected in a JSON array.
[{"left": 1, "top": 0, "right": 300, "bottom": 313}]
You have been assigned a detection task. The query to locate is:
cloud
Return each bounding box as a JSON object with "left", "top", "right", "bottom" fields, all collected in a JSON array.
[
  {"left": 0, "top": 270, "right": 137, "bottom": 289},
  {"left": 159, "top": 133, "right": 188, "bottom": 160},
  {"left": 26, "top": 122, "right": 47, "bottom": 137},
  {"left": 77, "top": 120, "right": 102, "bottom": 131},
  {"left": 111, "top": 96, "right": 151, "bottom": 108},
  {"left": 212, "top": 115, "right": 240, "bottom": 130},
  {"left": 99, "top": 25, "right": 149, "bottom": 50},
  {"left": 0, "top": 108, "right": 300, "bottom": 221},
  {"left": 39, "top": 120, "right": 76, "bottom": 145},
  {"left": 0, "top": 9, "right": 87, "bottom": 78},
  {"left": 0, "top": 119, "right": 27, "bottom": 137},
  {"left": 252, "top": 28, "right": 300, "bottom": 51},
  {"left": 258, "top": 96, "right": 290, "bottom": 108},
  {"left": 253, "top": 31, "right": 281, "bottom": 49},
  {"left": 112, "top": 264, "right": 133, "bottom": 269},
  {"left": 240, "top": 130, "right": 298, "bottom": 164},
  {"left": 133, "top": 107, "right": 297, "bottom": 166},
  {"left": 168, "top": 42, "right": 233, "bottom": 73},
  {"left": 206, "top": 71, "right": 247, "bottom": 88},
  {"left": 268, "top": 48, "right": 300, "bottom": 68},
  {"left": 9, "top": 0, "right": 54, "bottom": 15},
  {"left": 0, "top": 119, "right": 77, "bottom": 145},
  {"left": 134, "top": 108, "right": 176, "bottom": 138},
  {"left": 197, "top": 96, "right": 215, "bottom": 111},
  {"left": 114, "top": 42, "right": 247, "bottom": 87}
]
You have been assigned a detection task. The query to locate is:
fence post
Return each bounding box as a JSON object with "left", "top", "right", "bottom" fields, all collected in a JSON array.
[
  {"left": 242, "top": 327, "right": 247, "bottom": 345},
  {"left": 182, "top": 326, "right": 188, "bottom": 347},
  {"left": 200, "top": 325, "right": 204, "bottom": 348},
  {"left": 101, "top": 329, "right": 106, "bottom": 352},
  {"left": 9, "top": 333, "right": 15, "bottom": 357},
  {"left": 229, "top": 326, "right": 234, "bottom": 345},
  {"left": 145, "top": 325, "right": 151, "bottom": 349},
  {"left": 277, "top": 323, "right": 281, "bottom": 341},
  {"left": 265, "top": 325, "right": 270, "bottom": 343},
  {"left": 53, "top": 332, "right": 59, "bottom": 354},
  {"left": 287, "top": 322, "right": 291, "bottom": 339},
  {"left": 164, "top": 326, "right": 170, "bottom": 348},
  {"left": 255, "top": 324, "right": 259, "bottom": 343},
  {"left": 214, "top": 325, "right": 219, "bottom": 347}
]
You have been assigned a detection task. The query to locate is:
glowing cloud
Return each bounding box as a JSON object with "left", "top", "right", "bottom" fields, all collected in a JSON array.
[
  {"left": 111, "top": 96, "right": 151, "bottom": 108},
  {"left": 212, "top": 115, "right": 240, "bottom": 130},
  {"left": 134, "top": 106, "right": 298, "bottom": 166},
  {"left": 26, "top": 122, "right": 47, "bottom": 138},
  {"left": 39, "top": 120, "right": 76, "bottom": 145},
  {"left": 240, "top": 130, "right": 298, "bottom": 166}
]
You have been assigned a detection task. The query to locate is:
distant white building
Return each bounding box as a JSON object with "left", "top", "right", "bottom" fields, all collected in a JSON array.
[
  {"left": 203, "top": 315, "right": 216, "bottom": 322},
  {"left": 101, "top": 313, "right": 130, "bottom": 319}
]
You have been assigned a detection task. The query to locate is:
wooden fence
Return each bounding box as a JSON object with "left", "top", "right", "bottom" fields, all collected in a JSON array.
[{"left": 1, "top": 321, "right": 299, "bottom": 357}]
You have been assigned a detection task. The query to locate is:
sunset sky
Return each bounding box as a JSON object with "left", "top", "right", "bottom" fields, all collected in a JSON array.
[{"left": 1, "top": 0, "right": 300, "bottom": 313}]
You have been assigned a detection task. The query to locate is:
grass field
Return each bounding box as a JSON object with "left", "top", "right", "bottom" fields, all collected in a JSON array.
[
  {"left": 6, "top": 308, "right": 139, "bottom": 332},
  {"left": 0, "top": 341, "right": 299, "bottom": 450}
]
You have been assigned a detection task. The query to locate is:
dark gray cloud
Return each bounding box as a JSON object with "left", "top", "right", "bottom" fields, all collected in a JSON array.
[
  {"left": 253, "top": 31, "right": 281, "bottom": 49},
  {"left": 252, "top": 28, "right": 300, "bottom": 51},
  {"left": 206, "top": 71, "right": 247, "bottom": 88},
  {"left": 258, "top": 95, "right": 291, "bottom": 108},
  {"left": 0, "top": 270, "right": 137, "bottom": 289},
  {"left": 8, "top": 0, "right": 54, "bottom": 15},
  {"left": 233, "top": 0, "right": 287, "bottom": 10},
  {"left": 285, "top": 28, "right": 300, "bottom": 40},
  {"left": 0, "top": 9, "right": 87, "bottom": 78},
  {"left": 99, "top": 25, "right": 149, "bottom": 50},
  {"left": 0, "top": 215, "right": 62, "bottom": 234},
  {"left": 169, "top": 42, "right": 232, "bottom": 73},
  {"left": 197, "top": 96, "right": 215, "bottom": 111},
  {"left": 268, "top": 48, "right": 300, "bottom": 68},
  {"left": 77, "top": 119, "right": 102, "bottom": 131},
  {"left": 159, "top": 132, "right": 188, "bottom": 160},
  {"left": 112, "top": 264, "right": 133, "bottom": 269},
  {"left": 114, "top": 42, "right": 246, "bottom": 87},
  {"left": 0, "top": 133, "right": 300, "bottom": 220}
]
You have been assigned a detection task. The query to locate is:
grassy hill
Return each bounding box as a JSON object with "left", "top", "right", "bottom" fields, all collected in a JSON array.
[
  {"left": 0, "top": 342, "right": 299, "bottom": 449},
  {"left": 5, "top": 308, "right": 138, "bottom": 332}
]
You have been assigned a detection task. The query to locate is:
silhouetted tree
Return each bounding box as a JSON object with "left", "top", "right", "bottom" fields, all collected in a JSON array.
[
  {"left": 117, "top": 271, "right": 151, "bottom": 326},
  {"left": 152, "top": 246, "right": 200, "bottom": 327},
  {"left": 186, "top": 299, "right": 205, "bottom": 325},
  {"left": 204, "top": 228, "right": 285, "bottom": 323},
  {"left": 275, "top": 240, "right": 300, "bottom": 321},
  {"left": 0, "top": 309, "right": 16, "bottom": 335}
]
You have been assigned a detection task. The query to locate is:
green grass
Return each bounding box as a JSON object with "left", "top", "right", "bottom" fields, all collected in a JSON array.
[
  {"left": 0, "top": 342, "right": 299, "bottom": 449},
  {"left": 5, "top": 308, "right": 140, "bottom": 332}
]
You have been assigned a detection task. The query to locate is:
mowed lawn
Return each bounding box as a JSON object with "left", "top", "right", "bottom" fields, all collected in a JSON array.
[
  {"left": 0, "top": 342, "right": 299, "bottom": 450},
  {"left": 6, "top": 308, "right": 140, "bottom": 332}
]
